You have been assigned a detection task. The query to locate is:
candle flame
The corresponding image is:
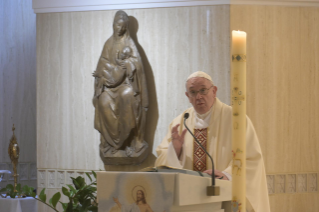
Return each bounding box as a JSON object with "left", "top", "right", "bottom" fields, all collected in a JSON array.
[{"left": 232, "top": 30, "right": 246, "bottom": 35}]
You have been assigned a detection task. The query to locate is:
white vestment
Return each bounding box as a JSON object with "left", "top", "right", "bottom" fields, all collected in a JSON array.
[{"left": 155, "top": 98, "right": 270, "bottom": 212}]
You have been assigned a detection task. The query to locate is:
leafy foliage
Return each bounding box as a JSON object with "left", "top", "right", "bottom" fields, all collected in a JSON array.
[
  {"left": 0, "top": 171, "right": 98, "bottom": 212},
  {"left": 0, "top": 183, "right": 35, "bottom": 198},
  {"left": 58, "top": 171, "right": 98, "bottom": 212}
]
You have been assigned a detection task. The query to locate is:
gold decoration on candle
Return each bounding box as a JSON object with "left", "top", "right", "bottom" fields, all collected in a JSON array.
[
  {"left": 232, "top": 54, "right": 247, "bottom": 62},
  {"left": 231, "top": 30, "right": 247, "bottom": 212},
  {"left": 231, "top": 196, "right": 242, "bottom": 212},
  {"left": 232, "top": 96, "right": 245, "bottom": 101},
  {"left": 233, "top": 74, "right": 239, "bottom": 82},
  {"left": 232, "top": 148, "right": 244, "bottom": 176},
  {"left": 8, "top": 124, "right": 20, "bottom": 192}
]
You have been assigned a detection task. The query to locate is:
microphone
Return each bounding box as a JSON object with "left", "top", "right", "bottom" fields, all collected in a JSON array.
[{"left": 183, "top": 113, "right": 220, "bottom": 196}]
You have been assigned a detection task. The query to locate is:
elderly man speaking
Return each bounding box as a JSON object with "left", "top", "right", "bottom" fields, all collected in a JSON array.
[{"left": 155, "top": 71, "right": 270, "bottom": 212}]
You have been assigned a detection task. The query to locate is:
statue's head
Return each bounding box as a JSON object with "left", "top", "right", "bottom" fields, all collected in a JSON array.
[{"left": 113, "top": 10, "right": 129, "bottom": 37}]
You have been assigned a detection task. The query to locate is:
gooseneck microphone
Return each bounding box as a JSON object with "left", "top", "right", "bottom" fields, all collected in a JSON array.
[{"left": 183, "top": 112, "right": 220, "bottom": 196}]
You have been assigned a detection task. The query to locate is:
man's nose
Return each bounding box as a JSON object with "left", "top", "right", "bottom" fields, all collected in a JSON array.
[{"left": 195, "top": 92, "right": 203, "bottom": 99}]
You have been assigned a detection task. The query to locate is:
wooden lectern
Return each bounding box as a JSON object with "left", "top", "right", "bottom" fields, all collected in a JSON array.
[{"left": 97, "top": 172, "right": 231, "bottom": 212}]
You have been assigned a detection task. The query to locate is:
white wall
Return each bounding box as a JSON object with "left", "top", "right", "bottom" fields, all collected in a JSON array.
[{"left": 0, "top": 0, "right": 37, "bottom": 189}]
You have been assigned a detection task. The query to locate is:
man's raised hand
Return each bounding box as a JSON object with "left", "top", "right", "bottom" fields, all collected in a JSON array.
[{"left": 171, "top": 124, "right": 187, "bottom": 159}]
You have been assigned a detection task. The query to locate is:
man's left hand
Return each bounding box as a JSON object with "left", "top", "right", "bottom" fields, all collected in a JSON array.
[{"left": 203, "top": 169, "right": 229, "bottom": 180}]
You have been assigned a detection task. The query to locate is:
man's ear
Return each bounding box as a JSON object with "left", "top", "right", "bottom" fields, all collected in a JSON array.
[
  {"left": 213, "top": 86, "right": 218, "bottom": 95},
  {"left": 185, "top": 92, "right": 191, "bottom": 103}
]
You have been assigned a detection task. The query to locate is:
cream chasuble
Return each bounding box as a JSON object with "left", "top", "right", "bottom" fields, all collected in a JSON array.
[{"left": 155, "top": 98, "right": 270, "bottom": 212}]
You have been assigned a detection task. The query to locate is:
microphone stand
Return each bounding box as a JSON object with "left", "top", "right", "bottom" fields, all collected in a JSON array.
[{"left": 183, "top": 113, "right": 220, "bottom": 196}]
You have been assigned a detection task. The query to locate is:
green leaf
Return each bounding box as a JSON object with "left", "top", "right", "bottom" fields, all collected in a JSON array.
[
  {"left": 60, "top": 202, "right": 68, "bottom": 210},
  {"left": 81, "top": 199, "right": 91, "bottom": 209},
  {"left": 39, "top": 188, "right": 47, "bottom": 203},
  {"left": 31, "top": 192, "right": 36, "bottom": 198},
  {"left": 73, "top": 198, "right": 79, "bottom": 205},
  {"left": 73, "top": 204, "right": 80, "bottom": 210},
  {"left": 75, "top": 176, "right": 86, "bottom": 189},
  {"left": 72, "top": 177, "right": 80, "bottom": 189},
  {"left": 87, "top": 194, "right": 96, "bottom": 201},
  {"left": 73, "top": 204, "right": 82, "bottom": 210},
  {"left": 0, "top": 188, "right": 7, "bottom": 192},
  {"left": 88, "top": 205, "right": 98, "bottom": 212},
  {"left": 9, "top": 192, "right": 17, "bottom": 198},
  {"left": 51, "top": 192, "right": 61, "bottom": 208},
  {"left": 49, "top": 197, "right": 53, "bottom": 206},
  {"left": 85, "top": 173, "right": 92, "bottom": 182},
  {"left": 6, "top": 184, "right": 14, "bottom": 192},
  {"left": 67, "top": 184, "right": 77, "bottom": 194},
  {"left": 22, "top": 185, "right": 29, "bottom": 194},
  {"left": 16, "top": 183, "right": 21, "bottom": 192},
  {"left": 89, "top": 187, "right": 97, "bottom": 192},
  {"left": 62, "top": 186, "right": 70, "bottom": 197},
  {"left": 92, "top": 171, "right": 97, "bottom": 179},
  {"left": 69, "top": 190, "right": 74, "bottom": 197},
  {"left": 28, "top": 187, "right": 35, "bottom": 196},
  {"left": 65, "top": 201, "right": 73, "bottom": 212}
]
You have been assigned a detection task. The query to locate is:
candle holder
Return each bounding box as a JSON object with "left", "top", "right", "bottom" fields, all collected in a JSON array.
[{"left": 8, "top": 124, "right": 20, "bottom": 192}]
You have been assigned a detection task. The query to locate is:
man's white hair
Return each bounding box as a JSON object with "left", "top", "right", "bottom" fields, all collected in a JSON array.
[
  {"left": 186, "top": 71, "right": 214, "bottom": 84},
  {"left": 185, "top": 71, "right": 214, "bottom": 90}
]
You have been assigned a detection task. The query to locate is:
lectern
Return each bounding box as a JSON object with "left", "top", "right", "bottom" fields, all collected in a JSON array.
[{"left": 97, "top": 172, "right": 231, "bottom": 212}]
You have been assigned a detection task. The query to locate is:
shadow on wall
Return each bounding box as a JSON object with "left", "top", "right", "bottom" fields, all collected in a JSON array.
[
  {"left": 129, "top": 16, "right": 158, "bottom": 166},
  {"left": 104, "top": 15, "right": 158, "bottom": 171}
]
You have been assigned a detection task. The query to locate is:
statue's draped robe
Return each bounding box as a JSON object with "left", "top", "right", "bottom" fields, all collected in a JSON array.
[
  {"left": 94, "top": 33, "right": 148, "bottom": 150},
  {"left": 155, "top": 98, "right": 270, "bottom": 212}
]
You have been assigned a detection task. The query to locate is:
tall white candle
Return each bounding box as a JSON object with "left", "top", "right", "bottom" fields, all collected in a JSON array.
[{"left": 231, "top": 30, "right": 247, "bottom": 212}]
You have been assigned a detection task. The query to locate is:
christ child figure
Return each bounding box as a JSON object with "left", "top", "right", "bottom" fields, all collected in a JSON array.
[{"left": 116, "top": 46, "right": 139, "bottom": 96}]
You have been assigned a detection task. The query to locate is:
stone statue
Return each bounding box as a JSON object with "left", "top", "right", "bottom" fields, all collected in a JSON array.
[{"left": 93, "top": 10, "right": 149, "bottom": 165}]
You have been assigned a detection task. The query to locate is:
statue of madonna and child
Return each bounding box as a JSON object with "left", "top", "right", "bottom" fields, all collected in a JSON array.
[{"left": 92, "top": 11, "right": 149, "bottom": 165}]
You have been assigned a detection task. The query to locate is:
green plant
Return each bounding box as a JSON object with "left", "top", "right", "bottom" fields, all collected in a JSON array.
[
  {"left": 0, "top": 183, "right": 34, "bottom": 198},
  {"left": 0, "top": 171, "right": 98, "bottom": 212}
]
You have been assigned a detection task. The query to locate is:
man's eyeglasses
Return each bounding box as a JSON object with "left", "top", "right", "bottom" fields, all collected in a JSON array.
[{"left": 187, "top": 86, "right": 213, "bottom": 97}]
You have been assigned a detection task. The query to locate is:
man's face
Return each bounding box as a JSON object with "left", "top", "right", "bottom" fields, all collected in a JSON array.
[
  {"left": 185, "top": 77, "right": 217, "bottom": 114},
  {"left": 137, "top": 190, "right": 143, "bottom": 201}
]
